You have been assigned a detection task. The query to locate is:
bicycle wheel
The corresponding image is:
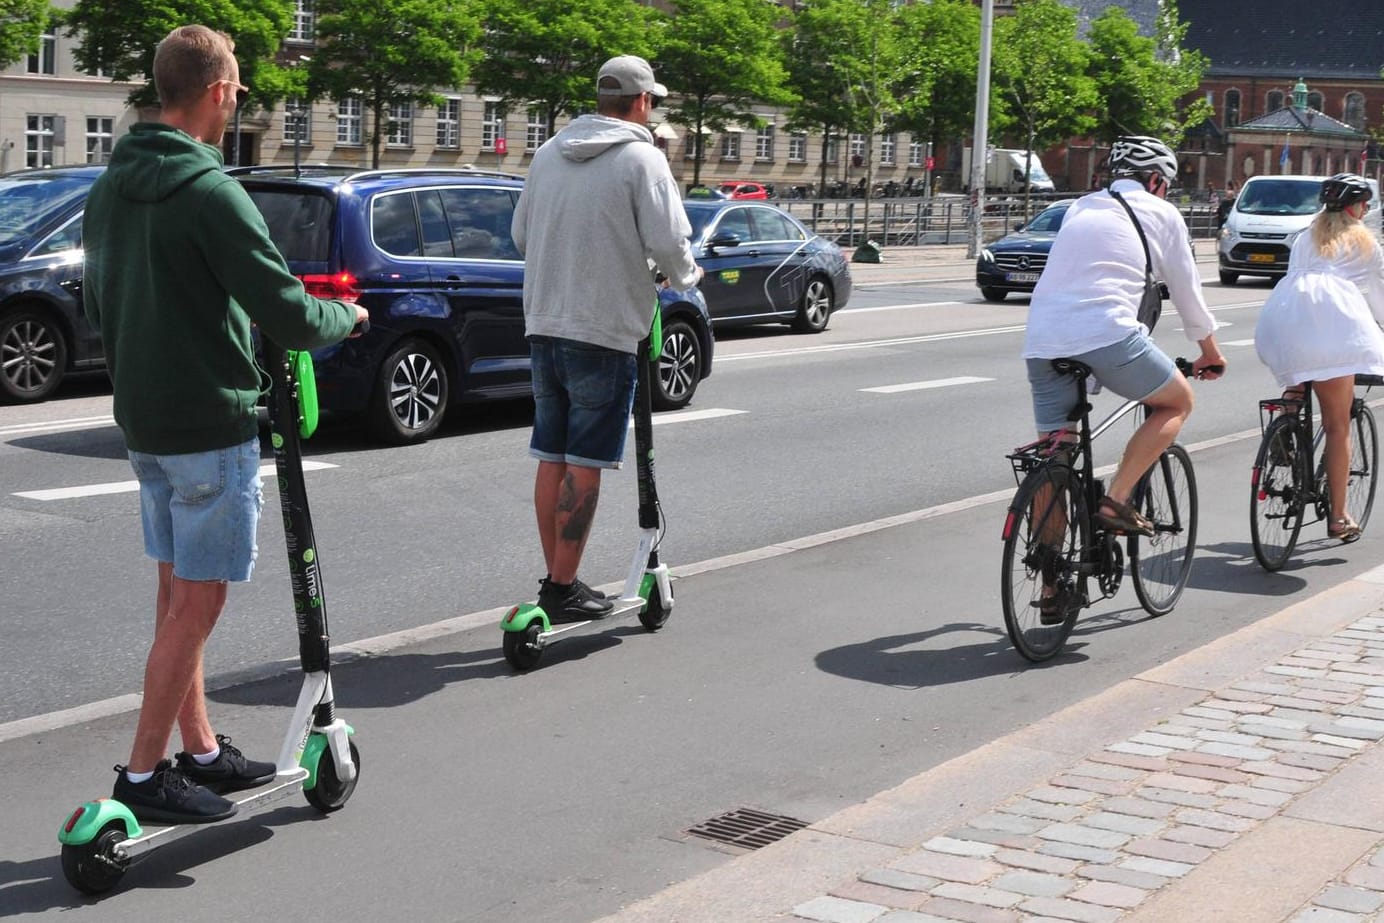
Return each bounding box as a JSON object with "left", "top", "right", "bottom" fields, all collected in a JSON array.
[
  {"left": 1000, "top": 463, "right": 1087, "bottom": 662},
  {"left": 1129, "top": 443, "right": 1197, "bottom": 615},
  {"left": 1250, "top": 415, "right": 1304, "bottom": 571},
  {"left": 1346, "top": 403, "right": 1378, "bottom": 532}
]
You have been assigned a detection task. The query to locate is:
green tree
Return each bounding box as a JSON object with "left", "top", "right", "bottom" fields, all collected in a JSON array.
[
  {"left": 307, "top": 0, "right": 481, "bottom": 168},
  {"left": 63, "top": 0, "right": 294, "bottom": 110},
  {"left": 891, "top": 0, "right": 982, "bottom": 184},
  {"left": 0, "top": 0, "right": 50, "bottom": 72},
  {"left": 654, "top": 0, "right": 791, "bottom": 188},
  {"left": 1087, "top": 4, "right": 1211, "bottom": 146},
  {"left": 472, "top": 0, "right": 656, "bottom": 139}
]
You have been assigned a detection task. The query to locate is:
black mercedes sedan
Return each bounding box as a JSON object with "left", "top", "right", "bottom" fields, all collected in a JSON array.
[{"left": 975, "top": 199, "right": 1075, "bottom": 302}]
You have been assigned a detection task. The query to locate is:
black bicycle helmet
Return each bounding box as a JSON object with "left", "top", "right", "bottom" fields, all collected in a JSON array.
[
  {"left": 1107, "top": 135, "right": 1179, "bottom": 182},
  {"left": 1320, "top": 172, "right": 1372, "bottom": 211}
]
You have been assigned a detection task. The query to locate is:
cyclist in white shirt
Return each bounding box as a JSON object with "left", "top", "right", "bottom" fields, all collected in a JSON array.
[{"left": 1023, "top": 135, "right": 1226, "bottom": 536}]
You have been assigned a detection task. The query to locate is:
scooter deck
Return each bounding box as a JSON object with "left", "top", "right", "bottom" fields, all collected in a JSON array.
[{"left": 536, "top": 595, "right": 646, "bottom": 646}]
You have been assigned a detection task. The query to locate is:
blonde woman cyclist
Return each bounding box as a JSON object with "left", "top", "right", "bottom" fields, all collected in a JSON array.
[{"left": 1256, "top": 173, "right": 1384, "bottom": 542}]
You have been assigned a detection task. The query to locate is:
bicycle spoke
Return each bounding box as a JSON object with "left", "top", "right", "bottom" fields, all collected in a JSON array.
[
  {"left": 1251, "top": 415, "right": 1304, "bottom": 571},
  {"left": 1131, "top": 444, "right": 1197, "bottom": 615},
  {"left": 1001, "top": 464, "right": 1085, "bottom": 662}
]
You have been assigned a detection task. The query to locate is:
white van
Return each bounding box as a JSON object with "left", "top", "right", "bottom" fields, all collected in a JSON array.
[{"left": 1217, "top": 174, "right": 1382, "bottom": 285}]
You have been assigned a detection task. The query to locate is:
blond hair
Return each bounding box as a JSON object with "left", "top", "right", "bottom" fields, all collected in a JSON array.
[
  {"left": 1311, "top": 207, "right": 1375, "bottom": 263},
  {"left": 152, "top": 25, "right": 236, "bottom": 110}
]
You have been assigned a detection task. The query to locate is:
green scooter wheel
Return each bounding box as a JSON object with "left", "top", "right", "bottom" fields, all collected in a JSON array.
[
  {"left": 638, "top": 581, "right": 670, "bottom": 630},
  {"left": 60, "top": 820, "right": 128, "bottom": 894},
  {"left": 503, "top": 622, "right": 544, "bottom": 671}
]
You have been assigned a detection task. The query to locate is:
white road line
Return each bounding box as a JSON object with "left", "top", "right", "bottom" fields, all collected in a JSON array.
[
  {"left": 0, "top": 415, "right": 115, "bottom": 437},
  {"left": 13, "top": 461, "right": 339, "bottom": 501},
  {"left": 646, "top": 408, "right": 746, "bottom": 426},
  {"left": 842, "top": 301, "right": 968, "bottom": 313},
  {"left": 1222, "top": 338, "right": 1256, "bottom": 347},
  {"left": 718, "top": 325, "right": 1028, "bottom": 362},
  {"left": 861, "top": 376, "right": 994, "bottom": 394}
]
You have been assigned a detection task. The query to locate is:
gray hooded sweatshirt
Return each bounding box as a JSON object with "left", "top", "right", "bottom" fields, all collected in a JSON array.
[{"left": 512, "top": 114, "right": 699, "bottom": 354}]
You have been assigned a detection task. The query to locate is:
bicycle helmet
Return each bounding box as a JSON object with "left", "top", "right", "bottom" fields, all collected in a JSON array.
[
  {"left": 1107, "top": 135, "right": 1179, "bottom": 182},
  {"left": 1320, "top": 172, "right": 1372, "bottom": 211}
]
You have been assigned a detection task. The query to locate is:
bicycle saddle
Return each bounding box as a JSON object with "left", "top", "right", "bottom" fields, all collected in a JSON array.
[{"left": 1050, "top": 358, "right": 1093, "bottom": 378}]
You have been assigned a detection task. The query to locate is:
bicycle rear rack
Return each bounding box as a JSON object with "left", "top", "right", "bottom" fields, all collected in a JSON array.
[
  {"left": 1006, "top": 429, "right": 1076, "bottom": 485},
  {"left": 1258, "top": 397, "right": 1302, "bottom": 434}
]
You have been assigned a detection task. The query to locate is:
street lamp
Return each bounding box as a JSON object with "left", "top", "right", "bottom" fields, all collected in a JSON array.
[{"left": 286, "top": 103, "right": 307, "bottom": 178}]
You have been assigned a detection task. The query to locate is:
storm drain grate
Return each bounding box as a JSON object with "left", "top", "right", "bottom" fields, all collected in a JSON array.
[{"left": 685, "top": 807, "right": 808, "bottom": 851}]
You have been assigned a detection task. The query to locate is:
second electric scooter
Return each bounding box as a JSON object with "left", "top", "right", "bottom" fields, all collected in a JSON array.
[
  {"left": 501, "top": 314, "right": 673, "bottom": 671},
  {"left": 58, "top": 337, "right": 361, "bottom": 894}
]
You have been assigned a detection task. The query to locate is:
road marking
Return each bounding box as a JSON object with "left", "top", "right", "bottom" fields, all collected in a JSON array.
[
  {"left": 861, "top": 376, "right": 993, "bottom": 394},
  {"left": 0, "top": 415, "right": 115, "bottom": 437},
  {"left": 13, "top": 461, "right": 338, "bottom": 501},
  {"left": 1223, "top": 338, "right": 1256, "bottom": 347},
  {"left": 646, "top": 408, "right": 746, "bottom": 426},
  {"left": 842, "top": 301, "right": 968, "bottom": 313},
  {"left": 718, "top": 325, "right": 1028, "bottom": 362}
]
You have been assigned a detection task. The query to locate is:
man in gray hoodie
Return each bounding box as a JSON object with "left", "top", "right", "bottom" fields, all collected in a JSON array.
[{"left": 512, "top": 54, "right": 701, "bottom": 622}]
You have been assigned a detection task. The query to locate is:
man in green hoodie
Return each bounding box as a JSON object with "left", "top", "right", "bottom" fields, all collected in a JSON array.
[{"left": 83, "top": 24, "right": 368, "bottom": 825}]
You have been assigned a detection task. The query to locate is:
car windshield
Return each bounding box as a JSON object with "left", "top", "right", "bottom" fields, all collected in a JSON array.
[
  {"left": 0, "top": 174, "right": 95, "bottom": 248},
  {"left": 684, "top": 205, "right": 718, "bottom": 240},
  {"left": 1024, "top": 205, "right": 1068, "bottom": 233},
  {"left": 1236, "top": 179, "right": 1321, "bottom": 216}
]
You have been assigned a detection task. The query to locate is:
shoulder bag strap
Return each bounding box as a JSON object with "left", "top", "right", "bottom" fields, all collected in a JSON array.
[{"left": 1108, "top": 187, "right": 1154, "bottom": 279}]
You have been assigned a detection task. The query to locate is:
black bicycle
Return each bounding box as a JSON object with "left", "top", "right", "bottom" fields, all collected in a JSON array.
[
  {"left": 1249, "top": 375, "right": 1381, "bottom": 571},
  {"left": 1000, "top": 358, "right": 1209, "bottom": 662}
]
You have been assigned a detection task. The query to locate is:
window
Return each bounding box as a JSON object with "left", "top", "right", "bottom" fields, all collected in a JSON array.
[
  {"left": 336, "top": 98, "right": 362, "bottom": 145},
  {"left": 437, "top": 187, "right": 521, "bottom": 260},
  {"left": 32, "top": 214, "right": 82, "bottom": 257},
  {"left": 285, "top": 99, "right": 311, "bottom": 144},
  {"left": 288, "top": 0, "right": 315, "bottom": 42},
  {"left": 849, "top": 133, "right": 866, "bottom": 162},
  {"left": 526, "top": 107, "right": 547, "bottom": 152},
  {"left": 908, "top": 139, "right": 923, "bottom": 167},
  {"left": 1346, "top": 92, "right": 1366, "bottom": 131},
  {"left": 824, "top": 135, "right": 838, "bottom": 164},
  {"left": 85, "top": 117, "right": 114, "bottom": 163},
  {"left": 436, "top": 98, "right": 460, "bottom": 149},
  {"left": 720, "top": 130, "right": 741, "bottom": 161},
  {"left": 27, "top": 26, "right": 56, "bottom": 75},
  {"left": 713, "top": 207, "right": 752, "bottom": 240},
  {"left": 788, "top": 133, "right": 807, "bottom": 163},
  {"left": 879, "top": 133, "right": 896, "bottom": 166},
  {"left": 1225, "top": 89, "right": 1241, "bottom": 128},
  {"left": 26, "top": 115, "right": 56, "bottom": 168},
  {"left": 747, "top": 207, "right": 805, "bottom": 242},
  {"left": 1267, "top": 90, "right": 1284, "bottom": 113},
  {"left": 1307, "top": 91, "right": 1323, "bottom": 112},
  {"left": 371, "top": 192, "right": 422, "bottom": 257},
  {"left": 755, "top": 124, "right": 774, "bottom": 161},
  {"left": 481, "top": 101, "right": 503, "bottom": 151},
  {"left": 386, "top": 101, "right": 412, "bottom": 147}
]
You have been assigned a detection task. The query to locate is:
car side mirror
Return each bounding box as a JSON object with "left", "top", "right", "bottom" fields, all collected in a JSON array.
[
  {"left": 1013, "top": 221, "right": 1025, "bottom": 232},
  {"left": 708, "top": 231, "right": 741, "bottom": 250}
]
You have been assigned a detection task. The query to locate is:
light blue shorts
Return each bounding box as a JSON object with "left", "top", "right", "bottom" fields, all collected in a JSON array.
[
  {"left": 128, "top": 437, "right": 264, "bottom": 582},
  {"left": 1027, "top": 329, "right": 1177, "bottom": 433}
]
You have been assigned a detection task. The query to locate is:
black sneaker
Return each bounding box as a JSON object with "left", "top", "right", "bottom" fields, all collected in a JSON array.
[
  {"left": 175, "top": 735, "right": 276, "bottom": 793},
  {"left": 112, "top": 760, "right": 237, "bottom": 824},
  {"left": 547, "top": 575, "right": 608, "bottom": 600},
  {"left": 538, "top": 578, "right": 615, "bottom": 623}
]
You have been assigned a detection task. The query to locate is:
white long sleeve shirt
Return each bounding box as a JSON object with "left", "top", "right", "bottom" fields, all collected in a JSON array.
[{"left": 1023, "top": 179, "right": 1217, "bottom": 359}]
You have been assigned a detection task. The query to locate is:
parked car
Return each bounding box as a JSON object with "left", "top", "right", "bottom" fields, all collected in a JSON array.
[
  {"left": 717, "top": 181, "right": 770, "bottom": 200},
  {"left": 975, "top": 199, "right": 1076, "bottom": 301},
  {"left": 233, "top": 165, "right": 714, "bottom": 443},
  {"left": 0, "top": 165, "right": 106, "bottom": 403},
  {"left": 677, "top": 199, "right": 852, "bottom": 332}
]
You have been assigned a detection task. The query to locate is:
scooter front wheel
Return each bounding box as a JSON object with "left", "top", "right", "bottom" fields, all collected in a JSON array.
[
  {"left": 305, "top": 739, "right": 361, "bottom": 813},
  {"left": 61, "top": 820, "right": 128, "bottom": 894},
  {"left": 638, "top": 583, "right": 670, "bottom": 630},
  {"left": 503, "top": 623, "right": 545, "bottom": 671}
]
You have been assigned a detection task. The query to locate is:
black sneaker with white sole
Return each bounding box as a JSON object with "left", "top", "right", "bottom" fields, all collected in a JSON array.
[
  {"left": 538, "top": 577, "right": 615, "bottom": 623},
  {"left": 112, "top": 760, "right": 237, "bottom": 824},
  {"left": 175, "top": 735, "right": 276, "bottom": 793}
]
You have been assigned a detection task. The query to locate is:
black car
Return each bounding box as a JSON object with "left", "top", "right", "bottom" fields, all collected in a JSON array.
[
  {"left": 235, "top": 165, "right": 714, "bottom": 443},
  {"left": 0, "top": 166, "right": 106, "bottom": 402},
  {"left": 975, "top": 199, "right": 1075, "bottom": 301},
  {"left": 679, "top": 199, "right": 852, "bottom": 332}
]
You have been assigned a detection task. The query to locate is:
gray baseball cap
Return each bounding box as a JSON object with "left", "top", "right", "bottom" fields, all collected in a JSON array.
[{"left": 596, "top": 55, "right": 668, "bottom": 98}]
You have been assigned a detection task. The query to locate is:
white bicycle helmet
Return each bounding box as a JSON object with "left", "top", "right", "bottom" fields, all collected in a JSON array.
[{"left": 1108, "top": 135, "right": 1178, "bottom": 182}]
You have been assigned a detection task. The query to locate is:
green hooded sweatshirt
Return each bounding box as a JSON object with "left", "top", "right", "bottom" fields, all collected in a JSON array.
[{"left": 83, "top": 122, "right": 357, "bottom": 455}]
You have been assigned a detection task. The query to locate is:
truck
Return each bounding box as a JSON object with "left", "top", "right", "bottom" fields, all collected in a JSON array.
[{"left": 961, "top": 147, "right": 1056, "bottom": 194}]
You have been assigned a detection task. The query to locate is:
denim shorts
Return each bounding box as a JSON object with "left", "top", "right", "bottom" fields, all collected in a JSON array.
[
  {"left": 1027, "top": 329, "right": 1178, "bottom": 433},
  {"left": 128, "top": 437, "right": 264, "bottom": 582},
  {"left": 529, "top": 335, "right": 638, "bottom": 469}
]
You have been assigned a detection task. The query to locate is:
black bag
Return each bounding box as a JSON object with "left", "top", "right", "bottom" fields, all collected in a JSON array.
[{"left": 1109, "top": 188, "right": 1165, "bottom": 333}]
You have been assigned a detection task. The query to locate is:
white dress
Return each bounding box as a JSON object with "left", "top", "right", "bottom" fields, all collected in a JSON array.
[{"left": 1255, "top": 231, "right": 1384, "bottom": 388}]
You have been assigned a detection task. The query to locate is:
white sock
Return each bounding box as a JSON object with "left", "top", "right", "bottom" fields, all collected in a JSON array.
[
  {"left": 192, "top": 746, "right": 221, "bottom": 766},
  {"left": 125, "top": 768, "right": 154, "bottom": 784}
]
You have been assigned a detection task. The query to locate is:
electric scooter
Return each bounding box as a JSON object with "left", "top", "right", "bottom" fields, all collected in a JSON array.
[
  {"left": 500, "top": 315, "right": 673, "bottom": 671},
  {"left": 58, "top": 337, "right": 361, "bottom": 894}
]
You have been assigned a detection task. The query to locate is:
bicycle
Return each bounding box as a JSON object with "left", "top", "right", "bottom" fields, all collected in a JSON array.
[
  {"left": 1000, "top": 358, "right": 1210, "bottom": 662},
  {"left": 1249, "top": 375, "right": 1381, "bottom": 571}
]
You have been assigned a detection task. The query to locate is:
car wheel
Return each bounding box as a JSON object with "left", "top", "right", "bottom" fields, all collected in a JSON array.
[
  {"left": 0, "top": 309, "right": 68, "bottom": 404},
  {"left": 791, "top": 275, "right": 834, "bottom": 333},
  {"left": 980, "top": 287, "right": 1008, "bottom": 302},
  {"left": 367, "top": 336, "right": 449, "bottom": 444},
  {"left": 650, "top": 318, "right": 701, "bottom": 411},
  {"left": 1219, "top": 270, "right": 1238, "bottom": 286}
]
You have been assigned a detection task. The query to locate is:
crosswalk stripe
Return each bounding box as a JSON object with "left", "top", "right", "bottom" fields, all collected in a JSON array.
[
  {"left": 860, "top": 376, "right": 993, "bottom": 394},
  {"left": 13, "top": 461, "right": 339, "bottom": 501}
]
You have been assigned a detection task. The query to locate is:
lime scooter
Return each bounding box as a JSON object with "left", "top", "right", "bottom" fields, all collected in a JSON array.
[
  {"left": 58, "top": 337, "right": 361, "bottom": 894},
  {"left": 501, "top": 313, "right": 673, "bottom": 671}
]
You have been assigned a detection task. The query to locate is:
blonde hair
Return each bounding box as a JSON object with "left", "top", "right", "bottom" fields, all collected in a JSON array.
[
  {"left": 1311, "top": 207, "right": 1375, "bottom": 263},
  {"left": 152, "top": 25, "right": 236, "bottom": 110}
]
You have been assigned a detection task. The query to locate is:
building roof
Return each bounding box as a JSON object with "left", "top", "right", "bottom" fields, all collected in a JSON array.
[
  {"left": 1234, "top": 103, "right": 1364, "bottom": 139},
  {"left": 1177, "top": 1, "right": 1384, "bottom": 79},
  {"left": 1061, "top": 0, "right": 1161, "bottom": 35}
]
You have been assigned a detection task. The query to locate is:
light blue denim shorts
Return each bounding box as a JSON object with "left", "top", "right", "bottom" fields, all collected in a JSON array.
[
  {"left": 1027, "top": 329, "right": 1177, "bottom": 433},
  {"left": 128, "top": 437, "right": 264, "bottom": 582},
  {"left": 529, "top": 335, "right": 638, "bottom": 469}
]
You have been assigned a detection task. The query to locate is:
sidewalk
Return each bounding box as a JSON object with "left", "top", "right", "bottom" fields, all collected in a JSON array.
[
  {"left": 593, "top": 568, "right": 1384, "bottom": 923},
  {"left": 843, "top": 239, "right": 1218, "bottom": 285}
]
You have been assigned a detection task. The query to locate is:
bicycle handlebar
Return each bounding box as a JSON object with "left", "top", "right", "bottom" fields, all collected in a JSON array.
[{"left": 1174, "top": 357, "right": 1225, "bottom": 380}]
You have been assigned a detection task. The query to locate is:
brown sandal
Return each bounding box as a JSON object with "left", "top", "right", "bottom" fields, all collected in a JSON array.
[
  {"left": 1329, "top": 516, "right": 1362, "bottom": 544},
  {"left": 1094, "top": 495, "right": 1155, "bottom": 537}
]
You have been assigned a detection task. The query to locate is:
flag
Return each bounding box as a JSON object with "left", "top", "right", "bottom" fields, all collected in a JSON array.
[
  {"left": 1363, "top": 147, "right": 1370, "bottom": 168},
  {"left": 1280, "top": 137, "right": 1290, "bottom": 170}
]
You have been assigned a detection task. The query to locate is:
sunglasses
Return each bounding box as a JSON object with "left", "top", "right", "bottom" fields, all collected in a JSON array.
[{"left": 207, "top": 78, "right": 250, "bottom": 106}]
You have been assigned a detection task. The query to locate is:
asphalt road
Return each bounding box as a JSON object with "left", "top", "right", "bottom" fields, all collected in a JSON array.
[{"left": 3, "top": 267, "right": 1382, "bottom": 920}]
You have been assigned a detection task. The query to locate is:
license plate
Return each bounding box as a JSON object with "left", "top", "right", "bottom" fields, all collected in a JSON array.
[
  {"left": 1248, "top": 253, "right": 1276, "bottom": 263},
  {"left": 1005, "top": 271, "right": 1041, "bottom": 283}
]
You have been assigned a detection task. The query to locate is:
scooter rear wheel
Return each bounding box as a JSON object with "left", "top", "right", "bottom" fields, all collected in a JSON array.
[
  {"left": 503, "top": 623, "right": 544, "bottom": 671},
  {"left": 61, "top": 820, "right": 128, "bottom": 894},
  {"left": 305, "top": 739, "right": 361, "bottom": 813}
]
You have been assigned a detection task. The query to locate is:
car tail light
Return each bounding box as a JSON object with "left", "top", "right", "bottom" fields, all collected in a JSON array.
[{"left": 298, "top": 272, "right": 360, "bottom": 302}]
